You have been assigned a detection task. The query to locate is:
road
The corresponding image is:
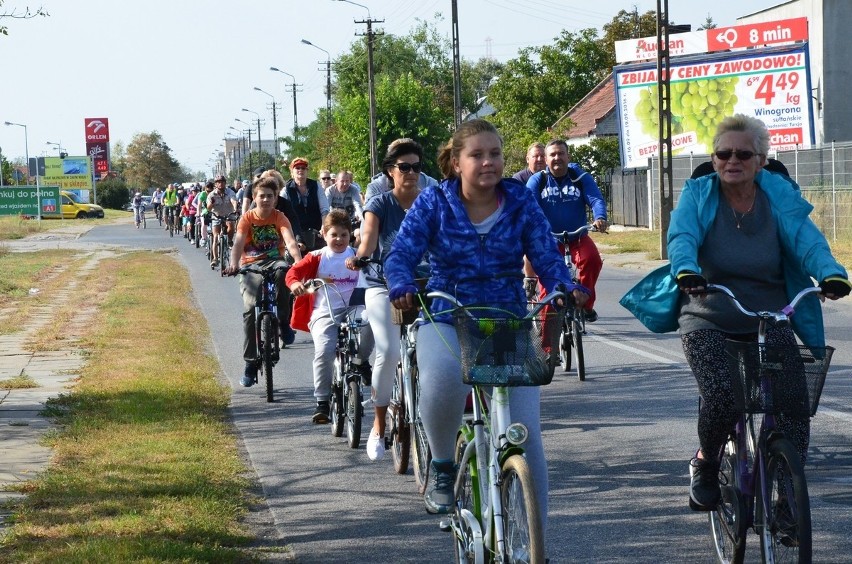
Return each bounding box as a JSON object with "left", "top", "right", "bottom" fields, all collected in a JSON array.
[{"left": 83, "top": 220, "right": 852, "bottom": 563}]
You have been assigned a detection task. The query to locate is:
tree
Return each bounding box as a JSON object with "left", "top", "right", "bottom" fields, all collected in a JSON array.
[
  {"left": 95, "top": 177, "right": 130, "bottom": 210},
  {"left": 110, "top": 140, "right": 127, "bottom": 178},
  {"left": 698, "top": 15, "right": 717, "bottom": 30},
  {"left": 569, "top": 137, "right": 621, "bottom": 200},
  {"left": 600, "top": 9, "right": 660, "bottom": 65},
  {"left": 123, "top": 131, "right": 186, "bottom": 190},
  {"left": 0, "top": 1, "right": 48, "bottom": 35}
]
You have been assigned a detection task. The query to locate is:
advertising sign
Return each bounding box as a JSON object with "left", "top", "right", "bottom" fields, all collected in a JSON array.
[
  {"left": 84, "top": 117, "right": 110, "bottom": 142},
  {"left": 43, "top": 156, "right": 94, "bottom": 192},
  {"left": 614, "top": 44, "right": 814, "bottom": 169},
  {"left": 86, "top": 142, "right": 109, "bottom": 174},
  {"left": 615, "top": 17, "right": 809, "bottom": 63},
  {"left": 0, "top": 186, "right": 62, "bottom": 217}
]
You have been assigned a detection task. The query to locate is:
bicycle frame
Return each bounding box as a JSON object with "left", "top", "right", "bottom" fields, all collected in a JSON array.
[{"left": 426, "top": 289, "right": 562, "bottom": 563}]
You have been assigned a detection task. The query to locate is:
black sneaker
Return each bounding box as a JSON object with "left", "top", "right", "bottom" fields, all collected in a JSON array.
[
  {"left": 280, "top": 326, "right": 296, "bottom": 347},
  {"left": 425, "top": 459, "right": 457, "bottom": 514},
  {"left": 584, "top": 308, "right": 598, "bottom": 323},
  {"left": 241, "top": 362, "right": 257, "bottom": 387},
  {"left": 355, "top": 361, "right": 372, "bottom": 386},
  {"left": 689, "top": 457, "right": 720, "bottom": 509},
  {"left": 312, "top": 401, "right": 330, "bottom": 424}
]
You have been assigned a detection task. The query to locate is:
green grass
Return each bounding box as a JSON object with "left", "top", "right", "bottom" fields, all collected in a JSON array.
[
  {"left": 0, "top": 373, "right": 39, "bottom": 389},
  {"left": 0, "top": 252, "right": 260, "bottom": 563},
  {"left": 0, "top": 249, "right": 69, "bottom": 304},
  {"left": 0, "top": 210, "right": 127, "bottom": 241}
]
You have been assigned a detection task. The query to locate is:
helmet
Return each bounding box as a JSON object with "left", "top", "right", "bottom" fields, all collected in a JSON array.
[{"left": 214, "top": 174, "right": 226, "bottom": 183}]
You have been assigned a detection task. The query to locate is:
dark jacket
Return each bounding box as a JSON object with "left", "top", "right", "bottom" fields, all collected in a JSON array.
[{"left": 284, "top": 179, "right": 323, "bottom": 232}]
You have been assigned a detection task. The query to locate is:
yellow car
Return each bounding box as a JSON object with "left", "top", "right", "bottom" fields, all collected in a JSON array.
[{"left": 58, "top": 190, "right": 105, "bottom": 219}]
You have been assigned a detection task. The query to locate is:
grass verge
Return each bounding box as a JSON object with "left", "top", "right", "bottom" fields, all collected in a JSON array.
[
  {"left": 0, "top": 210, "right": 128, "bottom": 241},
  {"left": 595, "top": 228, "right": 852, "bottom": 270},
  {"left": 0, "top": 252, "right": 256, "bottom": 562}
]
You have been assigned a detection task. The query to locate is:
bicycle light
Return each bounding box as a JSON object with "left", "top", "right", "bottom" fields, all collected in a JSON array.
[{"left": 505, "top": 423, "right": 528, "bottom": 445}]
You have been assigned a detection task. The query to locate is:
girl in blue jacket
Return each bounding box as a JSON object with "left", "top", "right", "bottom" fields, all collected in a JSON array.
[{"left": 385, "top": 119, "right": 588, "bottom": 532}]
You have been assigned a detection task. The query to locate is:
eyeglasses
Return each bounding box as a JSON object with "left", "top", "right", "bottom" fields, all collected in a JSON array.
[
  {"left": 391, "top": 162, "right": 422, "bottom": 174},
  {"left": 714, "top": 149, "right": 759, "bottom": 161},
  {"left": 321, "top": 177, "right": 331, "bottom": 181}
]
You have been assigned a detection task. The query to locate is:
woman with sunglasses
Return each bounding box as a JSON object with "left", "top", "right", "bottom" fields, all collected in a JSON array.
[
  {"left": 345, "top": 138, "right": 428, "bottom": 462},
  {"left": 665, "top": 114, "right": 850, "bottom": 510}
]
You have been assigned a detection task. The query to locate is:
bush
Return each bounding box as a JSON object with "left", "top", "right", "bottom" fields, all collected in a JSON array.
[{"left": 96, "top": 178, "right": 131, "bottom": 210}]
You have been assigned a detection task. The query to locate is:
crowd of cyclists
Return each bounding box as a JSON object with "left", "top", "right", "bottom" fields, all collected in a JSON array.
[{"left": 130, "top": 115, "right": 850, "bottom": 560}]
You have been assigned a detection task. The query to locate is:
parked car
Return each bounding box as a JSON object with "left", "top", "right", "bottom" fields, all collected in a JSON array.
[
  {"left": 59, "top": 191, "right": 105, "bottom": 219},
  {"left": 122, "top": 195, "right": 152, "bottom": 212}
]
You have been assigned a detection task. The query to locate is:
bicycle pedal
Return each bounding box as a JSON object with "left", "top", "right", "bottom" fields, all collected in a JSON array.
[{"left": 438, "top": 519, "right": 452, "bottom": 532}]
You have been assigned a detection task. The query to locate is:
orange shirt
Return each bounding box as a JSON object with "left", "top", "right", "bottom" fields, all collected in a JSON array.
[{"left": 236, "top": 208, "right": 293, "bottom": 266}]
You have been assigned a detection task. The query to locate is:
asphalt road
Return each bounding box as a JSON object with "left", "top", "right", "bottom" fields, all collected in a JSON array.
[{"left": 82, "top": 219, "right": 852, "bottom": 563}]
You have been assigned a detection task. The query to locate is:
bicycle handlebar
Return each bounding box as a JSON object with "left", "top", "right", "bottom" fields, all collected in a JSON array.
[
  {"left": 705, "top": 283, "right": 822, "bottom": 322},
  {"left": 424, "top": 289, "right": 567, "bottom": 320},
  {"left": 552, "top": 224, "right": 600, "bottom": 243}
]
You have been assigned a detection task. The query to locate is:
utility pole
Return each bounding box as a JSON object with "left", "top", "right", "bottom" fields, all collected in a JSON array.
[
  {"left": 451, "top": 0, "right": 462, "bottom": 128},
  {"left": 355, "top": 17, "right": 384, "bottom": 176},
  {"left": 656, "top": 0, "right": 673, "bottom": 260}
]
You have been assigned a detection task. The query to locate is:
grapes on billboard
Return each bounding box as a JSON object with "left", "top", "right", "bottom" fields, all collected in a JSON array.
[{"left": 615, "top": 44, "right": 814, "bottom": 169}]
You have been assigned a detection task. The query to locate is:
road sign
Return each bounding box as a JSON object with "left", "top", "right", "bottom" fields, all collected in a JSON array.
[{"left": 0, "top": 186, "right": 61, "bottom": 217}]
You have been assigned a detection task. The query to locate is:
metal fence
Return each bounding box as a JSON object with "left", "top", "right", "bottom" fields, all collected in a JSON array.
[{"left": 609, "top": 141, "right": 852, "bottom": 242}]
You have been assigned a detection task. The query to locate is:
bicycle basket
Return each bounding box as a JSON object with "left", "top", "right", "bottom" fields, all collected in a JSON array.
[
  {"left": 724, "top": 340, "right": 834, "bottom": 417},
  {"left": 453, "top": 303, "right": 565, "bottom": 387}
]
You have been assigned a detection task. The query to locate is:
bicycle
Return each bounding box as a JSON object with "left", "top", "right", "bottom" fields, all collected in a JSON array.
[
  {"left": 154, "top": 203, "right": 163, "bottom": 226},
  {"left": 549, "top": 224, "right": 598, "bottom": 381},
  {"left": 419, "top": 288, "right": 566, "bottom": 564},
  {"left": 164, "top": 205, "right": 177, "bottom": 237},
  {"left": 234, "top": 260, "right": 289, "bottom": 403},
  {"left": 134, "top": 205, "right": 146, "bottom": 229},
  {"left": 213, "top": 212, "right": 238, "bottom": 276},
  {"left": 697, "top": 284, "right": 834, "bottom": 564},
  {"left": 306, "top": 277, "right": 371, "bottom": 448}
]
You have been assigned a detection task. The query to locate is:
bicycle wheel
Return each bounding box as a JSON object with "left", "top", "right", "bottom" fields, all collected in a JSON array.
[
  {"left": 500, "top": 454, "right": 545, "bottom": 564},
  {"left": 261, "top": 316, "right": 275, "bottom": 402},
  {"left": 194, "top": 221, "right": 201, "bottom": 248},
  {"left": 330, "top": 357, "right": 345, "bottom": 437},
  {"left": 219, "top": 236, "right": 229, "bottom": 276},
  {"left": 454, "top": 430, "right": 483, "bottom": 564},
  {"left": 389, "top": 363, "right": 410, "bottom": 474},
  {"left": 559, "top": 318, "right": 572, "bottom": 373},
  {"left": 142, "top": 210, "right": 146, "bottom": 229},
  {"left": 759, "top": 437, "right": 812, "bottom": 563},
  {"left": 346, "top": 378, "right": 362, "bottom": 448},
  {"left": 572, "top": 315, "right": 585, "bottom": 381},
  {"left": 411, "top": 365, "right": 432, "bottom": 494},
  {"left": 710, "top": 439, "right": 747, "bottom": 564}
]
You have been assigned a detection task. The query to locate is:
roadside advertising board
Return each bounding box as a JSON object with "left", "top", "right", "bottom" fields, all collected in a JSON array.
[
  {"left": 614, "top": 44, "right": 814, "bottom": 169},
  {"left": 0, "top": 186, "right": 61, "bottom": 217},
  {"left": 43, "top": 157, "right": 94, "bottom": 200},
  {"left": 84, "top": 117, "right": 110, "bottom": 142}
]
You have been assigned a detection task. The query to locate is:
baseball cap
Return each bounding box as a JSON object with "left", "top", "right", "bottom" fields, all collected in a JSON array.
[
  {"left": 242, "top": 179, "right": 251, "bottom": 187},
  {"left": 290, "top": 157, "right": 309, "bottom": 168},
  {"left": 252, "top": 167, "right": 266, "bottom": 178}
]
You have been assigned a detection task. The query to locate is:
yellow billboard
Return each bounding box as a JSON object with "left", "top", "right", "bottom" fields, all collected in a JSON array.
[{"left": 43, "top": 157, "right": 94, "bottom": 191}]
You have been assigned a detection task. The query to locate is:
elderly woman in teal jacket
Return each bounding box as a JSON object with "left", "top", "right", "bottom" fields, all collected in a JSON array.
[{"left": 627, "top": 114, "right": 849, "bottom": 511}]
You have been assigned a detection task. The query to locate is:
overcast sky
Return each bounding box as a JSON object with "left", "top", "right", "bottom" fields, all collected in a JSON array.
[{"left": 2, "top": 0, "right": 781, "bottom": 176}]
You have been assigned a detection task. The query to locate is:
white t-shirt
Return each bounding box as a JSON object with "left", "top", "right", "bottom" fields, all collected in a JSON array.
[{"left": 312, "top": 246, "right": 361, "bottom": 322}]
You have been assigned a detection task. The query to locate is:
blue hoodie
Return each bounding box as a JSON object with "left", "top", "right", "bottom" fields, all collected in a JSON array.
[{"left": 385, "top": 177, "right": 581, "bottom": 322}]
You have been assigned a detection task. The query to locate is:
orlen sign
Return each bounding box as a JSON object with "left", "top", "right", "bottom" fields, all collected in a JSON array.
[{"left": 84, "top": 118, "right": 110, "bottom": 142}]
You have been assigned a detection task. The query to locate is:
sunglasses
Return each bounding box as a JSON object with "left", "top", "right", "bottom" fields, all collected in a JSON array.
[
  {"left": 714, "top": 149, "right": 759, "bottom": 161},
  {"left": 392, "top": 162, "right": 422, "bottom": 174},
  {"left": 321, "top": 177, "right": 332, "bottom": 181}
]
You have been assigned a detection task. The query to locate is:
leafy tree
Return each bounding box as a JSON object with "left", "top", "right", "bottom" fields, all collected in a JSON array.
[
  {"left": 110, "top": 140, "right": 127, "bottom": 178},
  {"left": 123, "top": 131, "right": 186, "bottom": 190},
  {"left": 95, "top": 177, "right": 130, "bottom": 210},
  {"left": 569, "top": 137, "right": 621, "bottom": 200},
  {"left": 1, "top": 153, "right": 13, "bottom": 185},
  {"left": 599, "top": 9, "right": 660, "bottom": 65}
]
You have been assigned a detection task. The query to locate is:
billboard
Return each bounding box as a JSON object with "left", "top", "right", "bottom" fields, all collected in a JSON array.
[
  {"left": 43, "top": 157, "right": 94, "bottom": 193},
  {"left": 0, "top": 186, "right": 62, "bottom": 217},
  {"left": 614, "top": 44, "right": 814, "bottom": 169},
  {"left": 84, "top": 117, "right": 109, "bottom": 142}
]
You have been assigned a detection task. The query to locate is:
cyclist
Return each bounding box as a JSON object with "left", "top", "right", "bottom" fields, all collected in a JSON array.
[
  {"left": 183, "top": 185, "right": 199, "bottom": 242},
  {"left": 224, "top": 177, "right": 302, "bottom": 387},
  {"left": 281, "top": 157, "right": 329, "bottom": 251},
  {"left": 346, "top": 138, "right": 427, "bottom": 461},
  {"left": 151, "top": 186, "right": 164, "bottom": 221},
  {"left": 132, "top": 191, "right": 144, "bottom": 228},
  {"left": 627, "top": 114, "right": 850, "bottom": 510},
  {"left": 193, "top": 181, "right": 213, "bottom": 247},
  {"left": 326, "top": 170, "right": 364, "bottom": 245},
  {"left": 286, "top": 210, "right": 375, "bottom": 424},
  {"left": 525, "top": 139, "right": 608, "bottom": 322},
  {"left": 162, "top": 183, "right": 179, "bottom": 231},
  {"left": 386, "top": 119, "right": 588, "bottom": 523},
  {"left": 208, "top": 174, "right": 238, "bottom": 268}
]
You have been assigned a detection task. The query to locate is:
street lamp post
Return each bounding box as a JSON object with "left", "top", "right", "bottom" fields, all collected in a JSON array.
[
  {"left": 229, "top": 126, "right": 245, "bottom": 179},
  {"left": 253, "top": 87, "right": 278, "bottom": 159},
  {"left": 301, "top": 39, "right": 332, "bottom": 126},
  {"left": 334, "top": 0, "right": 382, "bottom": 176},
  {"left": 46, "top": 140, "right": 65, "bottom": 156},
  {"left": 269, "top": 67, "right": 300, "bottom": 132},
  {"left": 4, "top": 120, "right": 41, "bottom": 220},
  {"left": 242, "top": 109, "right": 263, "bottom": 168}
]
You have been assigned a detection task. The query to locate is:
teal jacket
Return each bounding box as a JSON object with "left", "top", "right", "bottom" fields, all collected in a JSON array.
[{"left": 623, "top": 169, "right": 846, "bottom": 348}]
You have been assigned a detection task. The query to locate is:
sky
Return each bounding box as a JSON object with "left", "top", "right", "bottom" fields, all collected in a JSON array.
[{"left": 1, "top": 0, "right": 782, "bottom": 176}]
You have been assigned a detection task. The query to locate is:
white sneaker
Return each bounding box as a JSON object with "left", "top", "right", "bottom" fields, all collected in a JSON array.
[{"left": 367, "top": 430, "right": 385, "bottom": 461}]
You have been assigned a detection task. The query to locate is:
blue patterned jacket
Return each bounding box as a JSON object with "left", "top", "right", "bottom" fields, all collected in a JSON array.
[{"left": 385, "top": 177, "right": 581, "bottom": 322}]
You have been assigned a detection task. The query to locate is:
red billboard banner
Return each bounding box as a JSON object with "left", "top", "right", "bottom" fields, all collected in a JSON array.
[{"left": 84, "top": 117, "right": 110, "bottom": 142}]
